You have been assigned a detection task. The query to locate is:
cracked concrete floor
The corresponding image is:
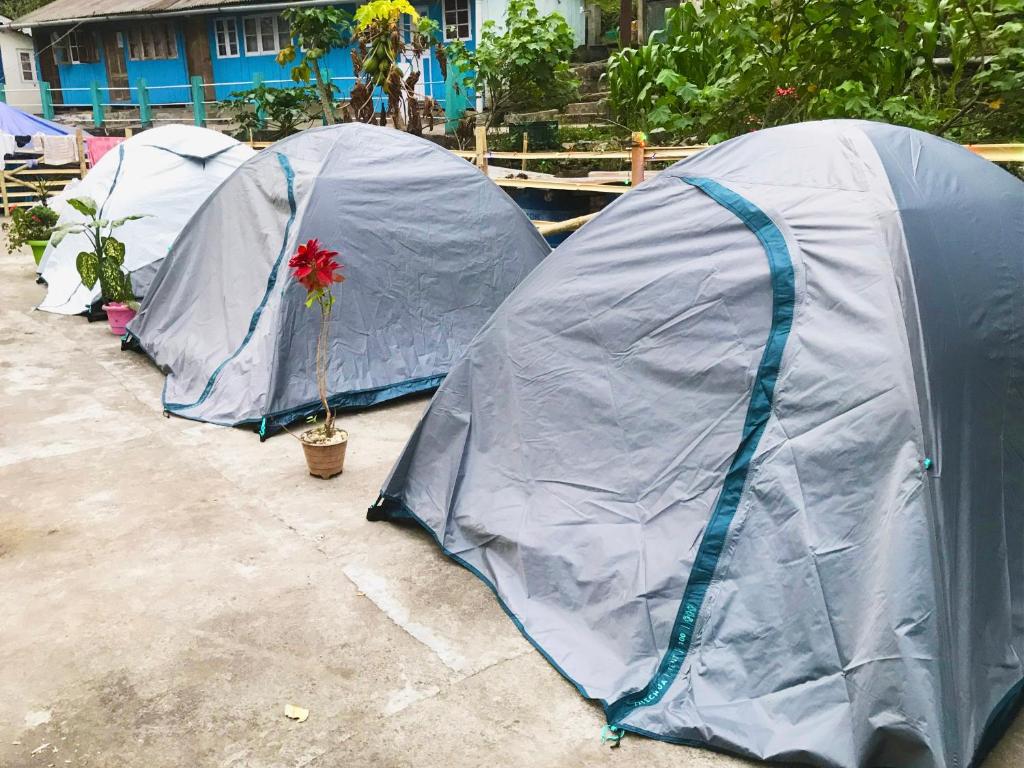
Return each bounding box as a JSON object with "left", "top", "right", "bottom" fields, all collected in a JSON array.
[{"left": 1, "top": 243, "right": 1022, "bottom": 768}]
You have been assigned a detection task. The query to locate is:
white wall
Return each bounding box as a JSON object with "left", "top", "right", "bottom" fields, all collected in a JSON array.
[
  {"left": 0, "top": 24, "right": 42, "bottom": 114},
  {"left": 476, "top": 0, "right": 586, "bottom": 47}
]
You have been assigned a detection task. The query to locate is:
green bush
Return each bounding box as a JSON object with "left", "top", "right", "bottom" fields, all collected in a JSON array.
[
  {"left": 4, "top": 205, "right": 58, "bottom": 251},
  {"left": 449, "top": 0, "right": 580, "bottom": 126},
  {"left": 223, "top": 84, "right": 323, "bottom": 140},
  {"left": 607, "top": 0, "right": 1024, "bottom": 144}
]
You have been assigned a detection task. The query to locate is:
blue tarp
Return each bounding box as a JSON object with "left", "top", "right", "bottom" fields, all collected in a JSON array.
[{"left": 0, "top": 102, "right": 71, "bottom": 136}]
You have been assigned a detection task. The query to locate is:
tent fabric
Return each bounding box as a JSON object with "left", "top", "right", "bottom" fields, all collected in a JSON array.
[
  {"left": 36, "top": 125, "right": 254, "bottom": 314},
  {"left": 370, "top": 120, "right": 1024, "bottom": 767},
  {"left": 0, "top": 102, "right": 72, "bottom": 137},
  {"left": 127, "top": 123, "right": 550, "bottom": 430}
]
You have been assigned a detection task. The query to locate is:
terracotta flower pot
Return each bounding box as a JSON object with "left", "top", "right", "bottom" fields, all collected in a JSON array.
[
  {"left": 102, "top": 302, "right": 137, "bottom": 336},
  {"left": 300, "top": 427, "right": 348, "bottom": 479},
  {"left": 28, "top": 240, "right": 48, "bottom": 265}
]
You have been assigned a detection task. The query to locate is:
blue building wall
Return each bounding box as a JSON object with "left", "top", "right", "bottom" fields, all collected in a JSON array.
[
  {"left": 206, "top": 2, "right": 468, "bottom": 106},
  {"left": 125, "top": 29, "right": 191, "bottom": 104},
  {"left": 50, "top": 2, "right": 475, "bottom": 110},
  {"left": 55, "top": 46, "right": 106, "bottom": 107}
]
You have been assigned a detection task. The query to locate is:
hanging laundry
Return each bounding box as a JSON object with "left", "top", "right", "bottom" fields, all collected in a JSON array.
[
  {"left": 0, "top": 133, "right": 19, "bottom": 158},
  {"left": 84, "top": 136, "right": 125, "bottom": 167},
  {"left": 41, "top": 134, "right": 78, "bottom": 165}
]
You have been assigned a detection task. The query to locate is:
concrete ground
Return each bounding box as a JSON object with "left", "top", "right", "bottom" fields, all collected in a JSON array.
[{"left": 1, "top": 243, "right": 1022, "bottom": 768}]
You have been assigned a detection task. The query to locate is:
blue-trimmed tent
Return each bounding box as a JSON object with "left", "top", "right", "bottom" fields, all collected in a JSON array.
[
  {"left": 127, "top": 123, "right": 550, "bottom": 431},
  {"left": 369, "top": 121, "right": 1024, "bottom": 766}
]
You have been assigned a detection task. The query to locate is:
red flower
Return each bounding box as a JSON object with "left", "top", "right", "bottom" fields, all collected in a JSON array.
[
  {"left": 774, "top": 86, "right": 797, "bottom": 98},
  {"left": 288, "top": 238, "right": 345, "bottom": 295}
]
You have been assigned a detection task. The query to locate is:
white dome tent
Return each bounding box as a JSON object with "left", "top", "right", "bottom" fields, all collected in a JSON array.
[{"left": 37, "top": 125, "right": 255, "bottom": 315}]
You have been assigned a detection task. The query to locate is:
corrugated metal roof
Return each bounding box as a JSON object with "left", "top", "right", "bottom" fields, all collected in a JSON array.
[{"left": 15, "top": 0, "right": 278, "bottom": 26}]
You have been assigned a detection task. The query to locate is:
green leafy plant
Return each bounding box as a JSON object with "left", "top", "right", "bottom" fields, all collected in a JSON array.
[
  {"left": 607, "top": 0, "right": 1024, "bottom": 144},
  {"left": 447, "top": 0, "right": 580, "bottom": 127},
  {"left": 278, "top": 6, "right": 353, "bottom": 124},
  {"left": 3, "top": 204, "right": 58, "bottom": 251},
  {"left": 223, "top": 84, "right": 321, "bottom": 140},
  {"left": 51, "top": 197, "right": 144, "bottom": 305}
]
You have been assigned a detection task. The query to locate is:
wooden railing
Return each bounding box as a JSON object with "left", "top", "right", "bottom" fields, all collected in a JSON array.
[{"left": 4, "top": 123, "right": 1020, "bottom": 220}]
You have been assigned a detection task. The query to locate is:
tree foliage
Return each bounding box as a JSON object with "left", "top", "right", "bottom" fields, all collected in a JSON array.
[
  {"left": 0, "top": 0, "right": 48, "bottom": 20},
  {"left": 278, "top": 6, "right": 352, "bottom": 124},
  {"left": 448, "top": 0, "right": 580, "bottom": 126},
  {"left": 607, "top": 0, "right": 1024, "bottom": 143}
]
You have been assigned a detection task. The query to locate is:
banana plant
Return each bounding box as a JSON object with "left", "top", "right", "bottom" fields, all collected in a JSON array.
[{"left": 51, "top": 196, "right": 145, "bottom": 305}]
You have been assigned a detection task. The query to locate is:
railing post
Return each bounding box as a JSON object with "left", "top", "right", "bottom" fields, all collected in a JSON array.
[
  {"left": 474, "top": 125, "right": 488, "bottom": 173},
  {"left": 89, "top": 81, "right": 104, "bottom": 129},
  {"left": 521, "top": 132, "right": 528, "bottom": 172},
  {"left": 136, "top": 78, "right": 152, "bottom": 128},
  {"left": 0, "top": 169, "right": 9, "bottom": 215},
  {"left": 252, "top": 72, "right": 266, "bottom": 130},
  {"left": 40, "top": 82, "right": 54, "bottom": 119},
  {"left": 630, "top": 131, "right": 646, "bottom": 186},
  {"left": 190, "top": 75, "right": 206, "bottom": 127},
  {"left": 75, "top": 127, "right": 87, "bottom": 176}
]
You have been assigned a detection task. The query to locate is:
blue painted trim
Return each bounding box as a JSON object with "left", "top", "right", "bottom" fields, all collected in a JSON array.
[
  {"left": 261, "top": 374, "right": 447, "bottom": 430},
  {"left": 164, "top": 151, "right": 297, "bottom": 412},
  {"left": 605, "top": 176, "right": 796, "bottom": 725}
]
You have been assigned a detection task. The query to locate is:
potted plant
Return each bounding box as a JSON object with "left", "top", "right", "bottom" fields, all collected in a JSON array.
[
  {"left": 288, "top": 238, "right": 348, "bottom": 478},
  {"left": 4, "top": 205, "right": 59, "bottom": 265},
  {"left": 50, "top": 197, "right": 144, "bottom": 335}
]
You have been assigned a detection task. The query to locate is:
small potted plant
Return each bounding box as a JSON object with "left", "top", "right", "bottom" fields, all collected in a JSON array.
[
  {"left": 288, "top": 238, "right": 348, "bottom": 478},
  {"left": 50, "top": 197, "right": 144, "bottom": 335},
  {"left": 4, "top": 204, "right": 59, "bottom": 265}
]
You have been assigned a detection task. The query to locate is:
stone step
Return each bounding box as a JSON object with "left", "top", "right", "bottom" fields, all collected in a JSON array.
[
  {"left": 570, "top": 59, "right": 608, "bottom": 84},
  {"left": 562, "top": 99, "right": 610, "bottom": 117}
]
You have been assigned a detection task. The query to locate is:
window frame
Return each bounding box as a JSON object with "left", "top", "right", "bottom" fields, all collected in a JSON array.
[
  {"left": 126, "top": 24, "right": 180, "bottom": 62},
  {"left": 213, "top": 18, "right": 240, "bottom": 59},
  {"left": 18, "top": 48, "right": 37, "bottom": 82},
  {"left": 52, "top": 29, "right": 99, "bottom": 65},
  {"left": 442, "top": 0, "right": 472, "bottom": 42},
  {"left": 242, "top": 14, "right": 292, "bottom": 56}
]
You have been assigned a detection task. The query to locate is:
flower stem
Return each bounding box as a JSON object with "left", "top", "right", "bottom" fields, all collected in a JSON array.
[{"left": 317, "top": 293, "right": 334, "bottom": 437}]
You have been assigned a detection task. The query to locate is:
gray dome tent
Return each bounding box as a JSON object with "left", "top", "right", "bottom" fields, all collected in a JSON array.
[
  {"left": 369, "top": 121, "right": 1024, "bottom": 767},
  {"left": 127, "top": 124, "right": 549, "bottom": 432}
]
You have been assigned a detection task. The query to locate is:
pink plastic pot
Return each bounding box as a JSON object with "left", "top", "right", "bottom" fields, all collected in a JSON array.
[{"left": 102, "top": 302, "right": 137, "bottom": 336}]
